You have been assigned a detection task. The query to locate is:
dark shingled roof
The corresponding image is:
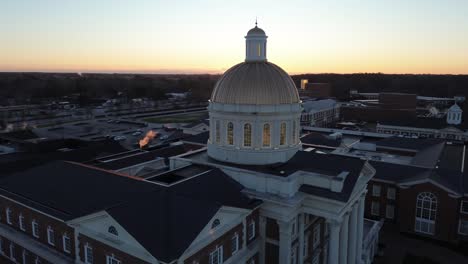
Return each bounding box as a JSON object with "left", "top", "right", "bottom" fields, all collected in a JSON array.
[
  {"left": 183, "top": 131, "right": 209, "bottom": 145},
  {"left": 0, "top": 161, "right": 259, "bottom": 262},
  {"left": 182, "top": 119, "right": 209, "bottom": 129}
]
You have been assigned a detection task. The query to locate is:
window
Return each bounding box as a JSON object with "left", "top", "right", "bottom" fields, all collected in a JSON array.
[
  {"left": 6, "top": 208, "right": 12, "bottom": 225},
  {"left": 244, "top": 123, "right": 252, "bottom": 147},
  {"left": 19, "top": 214, "right": 25, "bottom": 231},
  {"left": 280, "top": 122, "right": 287, "bottom": 145},
  {"left": 372, "top": 185, "right": 381, "bottom": 197},
  {"left": 415, "top": 192, "right": 437, "bottom": 235},
  {"left": 209, "top": 246, "right": 223, "bottom": 264},
  {"left": 47, "top": 226, "right": 55, "bottom": 245},
  {"left": 461, "top": 201, "right": 468, "bottom": 214},
  {"left": 84, "top": 243, "right": 93, "bottom": 264},
  {"left": 32, "top": 220, "right": 39, "bottom": 238},
  {"left": 108, "top": 226, "right": 118, "bottom": 236},
  {"left": 215, "top": 120, "right": 220, "bottom": 143},
  {"left": 211, "top": 219, "right": 220, "bottom": 229},
  {"left": 371, "top": 201, "right": 380, "bottom": 216},
  {"left": 262, "top": 123, "right": 270, "bottom": 147},
  {"left": 63, "top": 234, "right": 71, "bottom": 253},
  {"left": 387, "top": 187, "right": 396, "bottom": 200},
  {"left": 459, "top": 220, "right": 468, "bottom": 235},
  {"left": 106, "top": 255, "right": 121, "bottom": 264},
  {"left": 231, "top": 233, "right": 239, "bottom": 254},
  {"left": 227, "top": 122, "right": 234, "bottom": 145},
  {"left": 9, "top": 243, "right": 15, "bottom": 261},
  {"left": 22, "top": 249, "right": 27, "bottom": 264},
  {"left": 312, "top": 224, "right": 321, "bottom": 249},
  {"left": 257, "top": 43, "right": 261, "bottom": 56},
  {"left": 386, "top": 205, "right": 395, "bottom": 219},
  {"left": 248, "top": 220, "right": 256, "bottom": 240}
]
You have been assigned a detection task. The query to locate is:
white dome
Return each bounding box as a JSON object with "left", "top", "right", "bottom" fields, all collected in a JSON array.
[{"left": 210, "top": 62, "right": 300, "bottom": 105}]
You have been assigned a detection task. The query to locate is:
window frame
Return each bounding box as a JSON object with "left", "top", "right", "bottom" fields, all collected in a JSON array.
[
  {"left": 262, "top": 123, "right": 271, "bottom": 147},
  {"left": 63, "top": 233, "right": 72, "bottom": 253},
  {"left": 372, "top": 185, "right": 381, "bottom": 197},
  {"left": 458, "top": 219, "right": 468, "bottom": 235},
  {"left": 209, "top": 245, "right": 223, "bottom": 264},
  {"left": 19, "top": 213, "right": 26, "bottom": 231},
  {"left": 415, "top": 192, "right": 437, "bottom": 235},
  {"left": 280, "top": 122, "right": 287, "bottom": 146},
  {"left": 371, "top": 201, "right": 380, "bottom": 216},
  {"left": 231, "top": 233, "right": 239, "bottom": 254},
  {"left": 84, "top": 243, "right": 93, "bottom": 264},
  {"left": 9, "top": 243, "right": 15, "bottom": 261},
  {"left": 387, "top": 187, "right": 396, "bottom": 200},
  {"left": 32, "top": 220, "right": 39, "bottom": 238},
  {"left": 106, "top": 254, "right": 121, "bottom": 264},
  {"left": 460, "top": 201, "right": 468, "bottom": 214},
  {"left": 6, "top": 207, "right": 12, "bottom": 225},
  {"left": 215, "top": 120, "right": 220, "bottom": 144},
  {"left": 47, "top": 226, "right": 55, "bottom": 246},
  {"left": 247, "top": 220, "right": 256, "bottom": 240},
  {"left": 386, "top": 205, "right": 395, "bottom": 219},
  {"left": 226, "top": 122, "right": 234, "bottom": 146}
]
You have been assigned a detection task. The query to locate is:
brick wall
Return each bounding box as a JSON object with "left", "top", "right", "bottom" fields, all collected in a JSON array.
[
  {"left": 0, "top": 196, "right": 75, "bottom": 258},
  {"left": 365, "top": 181, "right": 398, "bottom": 223}
]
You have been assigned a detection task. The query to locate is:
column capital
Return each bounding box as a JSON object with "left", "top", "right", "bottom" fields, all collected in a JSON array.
[{"left": 277, "top": 219, "right": 293, "bottom": 234}]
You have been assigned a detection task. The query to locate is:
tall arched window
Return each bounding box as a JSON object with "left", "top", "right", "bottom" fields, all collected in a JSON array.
[
  {"left": 280, "top": 122, "right": 287, "bottom": 145},
  {"left": 244, "top": 123, "right": 252, "bottom": 147},
  {"left": 227, "top": 122, "right": 234, "bottom": 145},
  {"left": 292, "top": 121, "right": 297, "bottom": 144},
  {"left": 263, "top": 123, "right": 271, "bottom": 147},
  {"left": 415, "top": 192, "right": 437, "bottom": 235},
  {"left": 215, "top": 120, "right": 220, "bottom": 143}
]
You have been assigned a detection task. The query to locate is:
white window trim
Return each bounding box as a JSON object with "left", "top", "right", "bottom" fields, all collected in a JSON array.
[
  {"left": 460, "top": 201, "right": 468, "bottom": 214},
  {"left": 47, "top": 226, "right": 55, "bottom": 246},
  {"left": 35, "top": 257, "right": 41, "bottom": 264},
  {"left": 248, "top": 220, "right": 256, "bottom": 240},
  {"left": 209, "top": 245, "right": 223, "bottom": 264},
  {"left": 458, "top": 219, "right": 468, "bottom": 235},
  {"left": 6, "top": 208, "right": 12, "bottom": 225},
  {"left": 32, "top": 220, "right": 39, "bottom": 238},
  {"left": 63, "top": 234, "right": 71, "bottom": 253},
  {"left": 19, "top": 214, "right": 26, "bottom": 231},
  {"left": 231, "top": 233, "right": 239, "bottom": 254},
  {"left": 84, "top": 243, "right": 93, "bottom": 264},
  {"left": 106, "top": 254, "right": 121, "bottom": 264},
  {"left": 9, "top": 243, "right": 15, "bottom": 261}
]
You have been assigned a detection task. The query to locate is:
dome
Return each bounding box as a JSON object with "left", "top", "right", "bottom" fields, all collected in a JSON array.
[
  {"left": 210, "top": 62, "right": 300, "bottom": 105},
  {"left": 247, "top": 26, "right": 266, "bottom": 36}
]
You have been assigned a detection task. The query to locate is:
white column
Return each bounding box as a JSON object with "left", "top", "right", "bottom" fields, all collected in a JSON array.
[
  {"left": 259, "top": 216, "right": 267, "bottom": 264},
  {"left": 298, "top": 213, "right": 305, "bottom": 264},
  {"left": 348, "top": 203, "right": 358, "bottom": 264},
  {"left": 339, "top": 212, "right": 350, "bottom": 264},
  {"left": 328, "top": 219, "right": 341, "bottom": 264},
  {"left": 278, "top": 219, "right": 293, "bottom": 264},
  {"left": 356, "top": 196, "right": 365, "bottom": 264}
]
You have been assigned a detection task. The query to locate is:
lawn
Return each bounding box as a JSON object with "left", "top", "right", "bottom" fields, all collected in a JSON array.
[{"left": 143, "top": 112, "right": 208, "bottom": 123}]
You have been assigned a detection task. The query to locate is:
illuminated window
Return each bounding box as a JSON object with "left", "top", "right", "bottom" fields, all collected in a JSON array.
[
  {"left": 280, "top": 122, "right": 287, "bottom": 145},
  {"left": 215, "top": 120, "right": 220, "bottom": 143},
  {"left": 263, "top": 124, "right": 271, "bottom": 147},
  {"left": 227, "top": 122, "right": 234, "bottom": 145},
  {"left": 244, "top": 123, "right": 252, "bottom": 147},
  {"left": 257, "top": 43, "right": 261, "bottom": 56}
]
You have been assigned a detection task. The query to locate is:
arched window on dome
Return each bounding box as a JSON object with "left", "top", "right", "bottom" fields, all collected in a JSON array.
[
  {"left": 415, "top": 192, "right": 437, "bottom": 235},
  {"left": 263, "top": 123, "right": 271, "bottom": 147},
  {"left": 227, "top": 122, "right": 234, "bottom": 145},
  {"left": 215, "top": 120, "right": 220, "bottom": 143},
  {"left": 280, "top": 122, "right": 287, "bottom": 146},
  {"left": 244, "top": 123, "right": 252, "bottom": 147},
  {"left": 292, "top": 121, "right": 297, "bottom": 144}
]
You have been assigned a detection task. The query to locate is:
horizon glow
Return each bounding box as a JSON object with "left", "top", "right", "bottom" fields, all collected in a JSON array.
[{"left": 1, "top": 0, "right": 468, "bottom": 74}]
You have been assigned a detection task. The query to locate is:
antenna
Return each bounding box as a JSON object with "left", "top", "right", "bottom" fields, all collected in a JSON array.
[{"left": 255, "top": 17, "right": 258, "bottom": 27}]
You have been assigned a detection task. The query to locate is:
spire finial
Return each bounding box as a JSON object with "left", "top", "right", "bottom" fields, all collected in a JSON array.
[{"left": 255, "top": 17, "right": 258, "bottom": 27}]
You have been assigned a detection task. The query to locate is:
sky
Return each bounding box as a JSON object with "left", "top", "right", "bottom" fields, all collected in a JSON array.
[{"left": 1, "top": 0, "right": 468, "bottom": 74}]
